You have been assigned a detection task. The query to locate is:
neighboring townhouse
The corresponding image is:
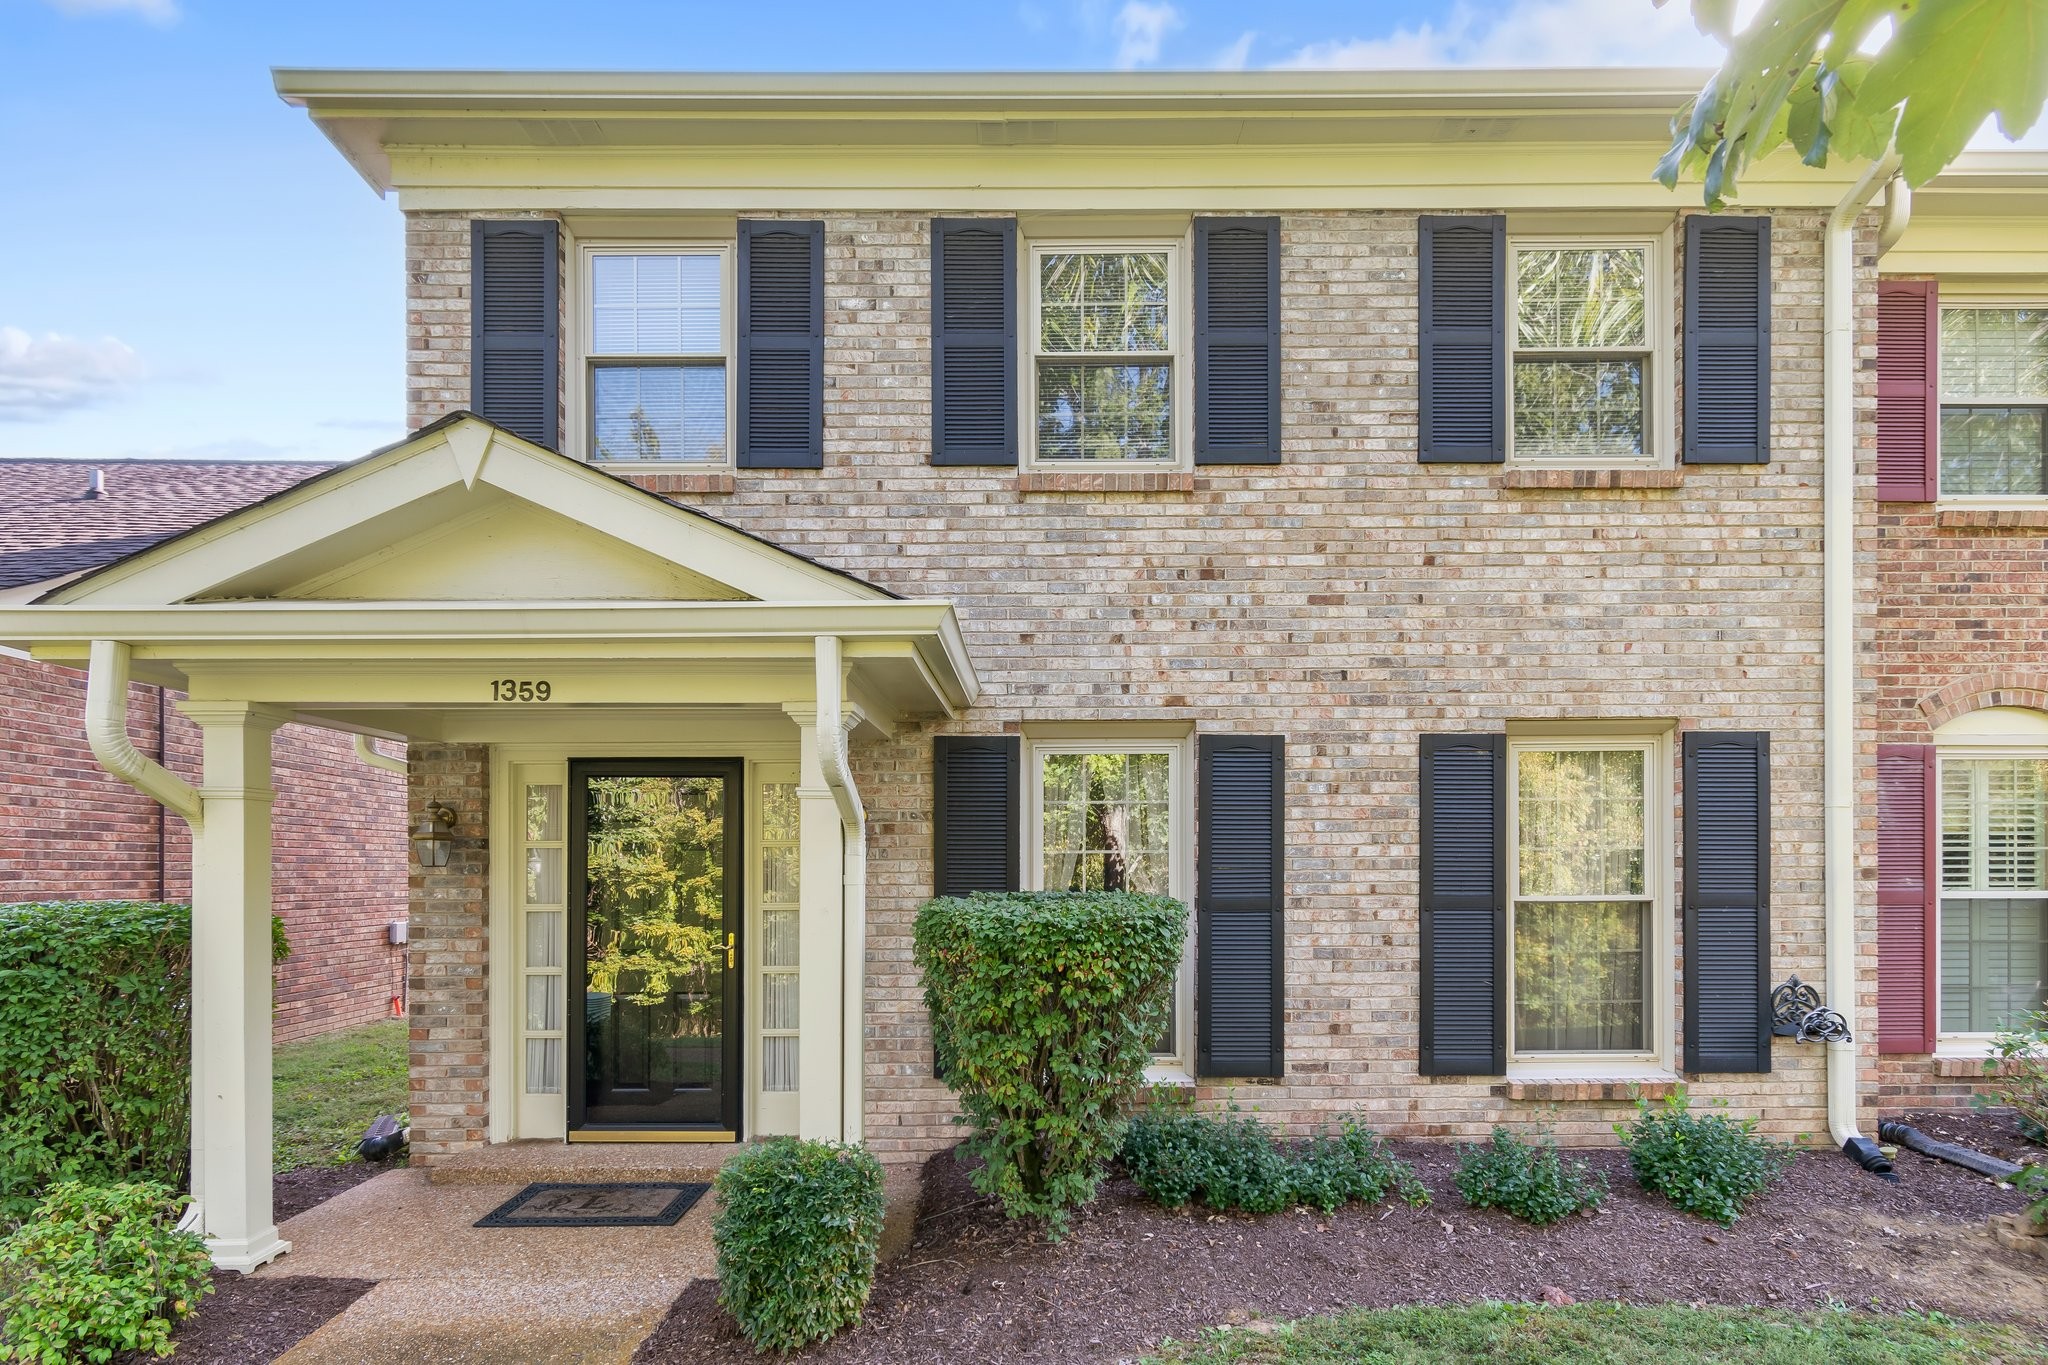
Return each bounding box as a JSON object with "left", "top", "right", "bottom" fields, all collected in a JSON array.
[
  {"left": 1, "top": 67, "right": 2042, "bottom": 1271},
  {"left": 0, "top": 459, "right": 410, "bottom": 1043},
  {"left": 1874, "top": 174, "right": 2048, "bottom": 1108}
]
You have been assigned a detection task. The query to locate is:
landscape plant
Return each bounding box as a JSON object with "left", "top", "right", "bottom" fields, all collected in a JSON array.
[
  {"left": 1618, "top": 1090, "right": 1796, "bottom": 1226},
  {"left": 0, "top": 1180, "right": 212, "bottom": 1364},
  {"left": 1981, "top": 1008, "right": 2048, "bottom": 1145},
  {"left": 1453, "top": 1126, "right": 1607, "bottom": 1226},
  {"left": 915, "top": 890, "right": 1185, "bottom": 1230},
  {"left": 711, "top": 1137, "right": 885, "bottom": 1352},
  {"left": 1123, "top": 1102, "right": 1429, "bottom": 1215}
]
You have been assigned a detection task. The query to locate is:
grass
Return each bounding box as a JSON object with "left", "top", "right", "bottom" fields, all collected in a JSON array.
[
  {"left": 272, "top": 1019, "right": 409, "bottom": 1172},
  {"left": 1148, "top": 1303, "right": 2048, "bottom": 1365}
]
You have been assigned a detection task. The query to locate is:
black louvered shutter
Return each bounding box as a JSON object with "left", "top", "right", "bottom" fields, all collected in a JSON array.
[
  {"left": 1418, "top": 734, "right": 1505, "bottom": 1075},
  {"left": 1197, "top": 735, "right": 1284, "bottom": 1078},
  {"left": 1682, "top": 731, "right": 1772, "bottom": 1073},
  {"left": 1194, "top": 217, "right": 1281, "bottom": 465},
  {"left": 738, "top": 220, "right": 824, "bottom": 469},
  {"left": 1683, "top": 216, "right": 1772, "bottom": 464},
  {"left": 931, "top": 218, "right": 1017, "bottom": 466},
  {"left": 470, "top": 219, "right": 559, "bottom": 447},
  {"left": 932, "top": 736, "right": 1019, "bottom": 896},
  {"left": 1418, "top": 216, "right": 1505, "bottom": 463}
]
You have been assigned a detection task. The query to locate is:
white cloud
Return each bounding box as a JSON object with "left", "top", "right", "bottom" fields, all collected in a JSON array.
[
  {"left": 1113, "top": 0, "right": 1183, "bottom": 69},
  {"left": 41, "top": 0, "right": 179, "bottom": 23},
  {"left": 1213, "top": 30, "right": 1257, "bottom": 71},
  {"left": 0, "top": 327, "right": 147, "bottom": 421},
  {"left": 1276, "top": 0, "right": 1725, "bottom": 69}
]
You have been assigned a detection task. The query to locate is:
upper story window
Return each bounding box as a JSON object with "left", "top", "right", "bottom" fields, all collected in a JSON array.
[
  {"left": 1509, "top": 240, "right": 1666, "bottom": 467},
  {"left": 1029, "top": 244, "right": 1183, "bottom": 464},
  {"left": 1940, "top": 305, "right": 2048, "bottom": 499},
  {"left": 1939, "top": 753, "right": 2048, "bottom": 1034},
  {"left": 585, "top": 246, "right": 733, "bottom": 466}
]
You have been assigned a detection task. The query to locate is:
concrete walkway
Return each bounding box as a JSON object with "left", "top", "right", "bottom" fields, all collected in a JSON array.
[{"left": 263, "top": 1169, "right": 717, "bottom": 1365}]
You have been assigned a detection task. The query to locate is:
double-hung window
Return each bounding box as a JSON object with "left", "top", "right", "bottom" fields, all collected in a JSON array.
[
  {"left": 1938, "top": 753, "right": 2048, "bottom": 1035},
  {"left": 1939, "top": 305, "right": 2048, "bottom": 500},
  {"left": 1508, "top": 738, "right": 1663, "bottom": 1060},
  {"left": 1030, "top": 244, "right": 1181, "bottom": 463},
  {"left": 584, "top": 246, "right": 732, "bottom": 466},
  {"left": 1027, "top": 737, "right": 1194, "bottom": 1069},
  {"left": 1509, "top": 240, "right": 1664, "bottom": 467}
]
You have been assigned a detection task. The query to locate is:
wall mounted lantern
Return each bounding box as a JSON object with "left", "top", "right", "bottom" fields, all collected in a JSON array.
[{"left": 412, "top": 802, "right": 456, "bottom": 869}]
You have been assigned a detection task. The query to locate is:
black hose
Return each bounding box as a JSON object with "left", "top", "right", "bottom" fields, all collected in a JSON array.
[
  {"left": 1841, "top": 1135, "right": 1897, "bottom": 1179},
  {"left": 1877, "top": 1120, "right": 2025, "bottom": 1182}
]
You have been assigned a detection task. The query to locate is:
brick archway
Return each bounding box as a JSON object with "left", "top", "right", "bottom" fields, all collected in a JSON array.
[{"left": 1917, "top": 672, "right": 2048, "bottom": 731}]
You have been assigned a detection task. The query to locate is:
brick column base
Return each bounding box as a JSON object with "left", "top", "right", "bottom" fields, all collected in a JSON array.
[{"left": 407, "top": 744, "right": 490, "bottom": 1161}]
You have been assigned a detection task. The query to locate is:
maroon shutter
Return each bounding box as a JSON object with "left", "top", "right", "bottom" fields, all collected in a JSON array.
[
  {"left": 1877, "top": 744, "right": 1937, "bottom": 1054},
  {"left": 1876, "top": 280, "right": 1938, "bottom": 502}
]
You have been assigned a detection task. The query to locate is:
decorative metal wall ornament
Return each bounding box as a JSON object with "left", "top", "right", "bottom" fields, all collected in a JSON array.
[{"left": 1769, "top": 975, "right": 1853, "bottom": 1044}]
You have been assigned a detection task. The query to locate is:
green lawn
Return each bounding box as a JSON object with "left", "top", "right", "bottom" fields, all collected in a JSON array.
[
  {"left": 1149, "top": 1304, "right": 2047, "bottom": 1365},
  {"left": 272, "top": 1019, "right": 409, "bottom": 1172}
]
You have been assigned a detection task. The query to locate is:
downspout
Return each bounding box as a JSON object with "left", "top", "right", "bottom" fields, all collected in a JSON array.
[
  {"left": 814, "top": 636, "right": 867, "bottom": 1144},
  {"left": 353, "top": 733, "right": 408, "bottom": 776},
  {"left": 86, "top": 640, "right": 202, "bottom": 830},
  {"left": 1823, "top": 151, "right": 1903, "bottom": 1168}
]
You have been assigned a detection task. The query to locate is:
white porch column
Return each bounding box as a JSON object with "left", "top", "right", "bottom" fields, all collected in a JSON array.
[
  {"left": 785, "top": 707, "right": 846, "bottom": 1140},
  {"left": 178, "top": 701, "right": 293, "bottom": 1271}
]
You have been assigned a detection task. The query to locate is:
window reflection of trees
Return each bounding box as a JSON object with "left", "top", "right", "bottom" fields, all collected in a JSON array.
[{"left": 584, "top": 776, "right": 725, "bottom": 1039}]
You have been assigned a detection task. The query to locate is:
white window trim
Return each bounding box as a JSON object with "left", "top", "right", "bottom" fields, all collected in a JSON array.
[
  {"left": 1505, "top": 231, "right": 1676, "bottom": 471},
  {"left": 569, "top": 238, "right": 738, "bottom": 471},
  {"left": 1504, "top": 732, "right": 1676, "bottom": 1073},
  {"left": 1934, "top": 298, "right": 2048, "bottom": 508},
  {"left": 1022, "top": 236, "right": 1193, "bottom": 471},
  {"left": 1023, "top": 732, "right": 1198, "bottom": 1074},
  {"left": 1932, "top": 743, "right": 2048, "bottom": 1045}
]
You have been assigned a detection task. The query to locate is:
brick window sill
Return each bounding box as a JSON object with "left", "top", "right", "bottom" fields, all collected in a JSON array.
[
  {"left": 620, "top": 472, "right": 737, "bottom": 497},
  {"left": 1018, "top": 470, "right": 1197, "bottom": 495},
  {"left": 1496, "top": 469, "right": 1685, "bottom": 491},
  {"left": 1936, "top": 507, "right": 2048, "bottom": 529},
  {"left": 1494, "top": 1076, "right": 1682, "bottom": 1103},
  {"left": 1931, "top": 1056, "right": 2029, "bottom": 1079}
]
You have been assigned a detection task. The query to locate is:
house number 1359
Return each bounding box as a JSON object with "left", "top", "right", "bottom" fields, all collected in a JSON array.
[{"left": 490, "top": 680, "right": 552, "bottom": 701}]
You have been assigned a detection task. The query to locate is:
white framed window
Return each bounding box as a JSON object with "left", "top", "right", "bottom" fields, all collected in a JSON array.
[
  {"left": 1026, "top": 241, "right": 1187, "bottom": 466},
  {"left": 1025, "top": 736, "right": 1195, "bottom": 1070},
  {"left": 1938, "top": 304, "right": 2048, "bottom": 501},
  {"left": 1937, "top": 750, "right": 2048, "bottom": 1038},
  {"left": 581, "top": 243, "right": 735, "bottom": 467},
  {"left": 1508, "top": 237, "right": 1671, "bottom": 468},
  {"left": 1507, "top": 736, "right": 1670, "bottom": 1063}
]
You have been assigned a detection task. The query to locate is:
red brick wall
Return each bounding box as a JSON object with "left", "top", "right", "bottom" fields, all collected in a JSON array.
[
  {"left": 1873, "top": 508, "right": 2048, "bottom": 1109},
  {"left": 0, "top": 652, "right": 408, "bottom": 1043}
]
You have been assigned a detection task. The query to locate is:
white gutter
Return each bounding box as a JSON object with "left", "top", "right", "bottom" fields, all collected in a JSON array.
[
  {"left": 353, "top": 734, "right": 408, "bottom": 776},
  {"left": 1823, "top": 150, "right": 1903, "bottom": 1160},
  {"left": 814, "top": 636, "right": 867, "bottom": 1144},
  {"left": 86, "top": 640, "right": 202, "bottom": 830}
]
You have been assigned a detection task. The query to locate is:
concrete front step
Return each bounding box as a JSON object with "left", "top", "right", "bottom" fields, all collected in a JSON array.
[{"left": 424, "top": 1140, "right": 747, "bottom": 1187}]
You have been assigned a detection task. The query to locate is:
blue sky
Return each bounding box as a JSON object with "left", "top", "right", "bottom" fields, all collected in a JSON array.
[{"left": 0, "top": 0, "right": 2036, "bottom": 463}]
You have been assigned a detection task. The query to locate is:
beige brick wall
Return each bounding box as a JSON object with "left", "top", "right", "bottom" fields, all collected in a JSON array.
[
  {"left": 406, "top": 743, "right": 490, "bottom": 1160},
  {"left": 406, "top": 207, "right": 1882, "bottom": 1156}
]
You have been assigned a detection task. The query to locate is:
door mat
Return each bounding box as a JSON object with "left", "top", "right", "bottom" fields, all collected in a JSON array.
[{"left": 474, "top": 1181, "right": 710, "bottom": 1228}]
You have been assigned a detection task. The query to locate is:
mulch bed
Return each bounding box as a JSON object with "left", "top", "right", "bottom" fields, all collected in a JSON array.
[{"left": 636, "top": 1118, "right": 2046, "bottom": 1365}]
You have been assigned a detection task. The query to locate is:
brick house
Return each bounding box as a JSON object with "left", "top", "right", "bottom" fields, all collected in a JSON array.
[
  {"left": 0, "top": 460, "right": 409, "bottom": 1043},
  {"left": 0, "top": 67, "right": 2040, "bottom": 1272}
]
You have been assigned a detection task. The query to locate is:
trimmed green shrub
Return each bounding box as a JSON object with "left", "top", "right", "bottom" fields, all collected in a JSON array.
[
  {"left": 0, "top": 1180, "right": 212, "bottom": 1363},
  {"left": 1123, "top": 1103, "right": 1430, "bottom": 1214},
  {"left": 712, "top": 1138, "right": 885, "bottom": 1353},
  {"left": 1618, "top": 1090, "right": 1796, "bottom": 1226},
  {"left": 915, "top": 891, "right": 1185, "bottom": 1230},
  {"left": 1454, "top": 1127, "right": 1606, "bottom": 1225},
  {"left": 1982, "top": 1008, "right": 2048, "bottom": 1144}
]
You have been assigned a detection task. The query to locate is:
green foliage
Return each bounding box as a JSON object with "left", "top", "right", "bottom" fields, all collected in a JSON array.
[
  {"left": 1655, "top": 0, "right": 2048, "bottom": 205},
  {"left": 1123, "top": 1103, "right": 1429, "bottom": 1215},
  {"left": 1618, "top": 1090, "right": 1795, "bottom": 1226},
  {"left": 915, "top": 890, "right": 1186, "bottom": 1230},
  {"left": 272, "top": 1020, "right": 410, "bottom": 1172},
  {"left": 582, "top": 776, "right": 725, "bottom": 1010},
  {"left": 711, "top": 1138, "right": 885, "bottom": 1353},
  {"left": 0, "top": 1180, "right": 212, "bottom": 1364},
  {"left": 1979, "top": 1008, "right": 2048, "bottom": 1146},
  {"left": 1146, "top": 1302, "right": 2048, "bottom": 1364},
  {"left": 1453, "top": 1127, "right": 1607, "bottom": 1226}
]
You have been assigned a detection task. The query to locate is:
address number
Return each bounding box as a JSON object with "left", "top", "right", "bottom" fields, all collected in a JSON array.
[{"left": 490, "top": 679, "right": 553, "bottom": 702}]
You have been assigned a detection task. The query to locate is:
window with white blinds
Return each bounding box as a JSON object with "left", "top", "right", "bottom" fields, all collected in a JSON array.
[
  {"left": 520, "top": 777, "right": 567, "bottom": 1097},
  {"left": 1939, "top": 755, "right": 2048, "bottom": 1033},
  {"left": 758, "top": 779, "right": 800, "bottom": 1093},
  {"left": 586, "top": 246, "right": 732, "bottom": 466},
  {"left": 1939, "top": 306, "right": 2048, "bottom": 499}
]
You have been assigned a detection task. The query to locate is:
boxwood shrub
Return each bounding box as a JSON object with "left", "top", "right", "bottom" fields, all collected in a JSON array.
[
  {"left": 914, "top": 891, "right": 1185, "bottom": 1231},
  {"left": 1618, "top": 1090, "right": 1796, "bottom": 1226},
  {"left": 1123, "top": 1103, "right": 1430, "bottom": 1214},
  {"left": 1454, "top": 1126, "right": 1607, "bottom": 1225},
  {"left": 712, "top": 1138, "right": 885, "bottom": 1352}
]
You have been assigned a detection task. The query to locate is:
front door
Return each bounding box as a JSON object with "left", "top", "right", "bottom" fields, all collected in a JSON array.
[{"left": 568, "top": 759, "right": 742, "bottom": 1136}]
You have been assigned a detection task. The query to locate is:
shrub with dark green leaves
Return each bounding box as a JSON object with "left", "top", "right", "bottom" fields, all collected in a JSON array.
[
  {"left": 0, "top": 1180, "right": 212, "bottom": 1363},
  {"left": 1123, "top": 1104, "right": 1430, "bottom": 1214},
  {"left": 1454, "top": 1127, "right": 1606, "bottom": 1225},
  {"left": 915, "top": 891, "right": 1185, "bottom": 1230},
  {"left": 1982, "top": 1008, "right": 2048, "bottom": 1145},
  {"left": 1618, "top": 1090, "right": 1796, "bottom": 1226},
  {"left": 1287, "top": 1117, "right": 1432, "bottom": 1212},
  {"left": 712, "top": 1138, "right": 885, "bottom": 1353}
]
